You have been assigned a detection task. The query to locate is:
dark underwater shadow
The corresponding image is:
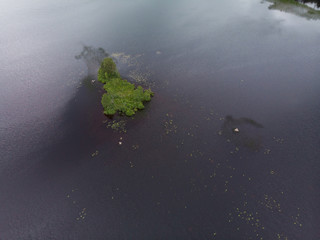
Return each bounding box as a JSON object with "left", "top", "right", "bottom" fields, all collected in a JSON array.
[
  {"left": 49, "top": 45, "right": 110, "bottom": 157},
  {"left": 16, "top": 45, "right": 155, "bottom": 183},
  {"left": 220, "top": 115, "right": 264, "bottom": 151},
  {"left": 20, "top": 46, "right": 113, "bottom": 179}
]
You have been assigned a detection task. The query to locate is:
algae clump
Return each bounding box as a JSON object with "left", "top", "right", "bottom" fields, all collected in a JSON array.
[{"left": 98, "top": 57, "right": 154, "bottom": 117}]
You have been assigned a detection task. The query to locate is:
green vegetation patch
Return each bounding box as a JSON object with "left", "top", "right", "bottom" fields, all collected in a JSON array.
[
  {"left": 98, "top": 57, "right": 154, "bottom": 116},
  {"left": 266, "top": 0, "right": 320, "bottom": 19}
]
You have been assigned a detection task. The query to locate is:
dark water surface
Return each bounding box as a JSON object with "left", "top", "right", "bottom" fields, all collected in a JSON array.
[{"left": 1, "top": 0, "right": 320, "bottom": 239}]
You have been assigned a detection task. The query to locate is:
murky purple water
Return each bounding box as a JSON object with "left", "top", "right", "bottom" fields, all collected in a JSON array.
[{"left": 1, "top": 0, "right": 320, "bottom": 239}]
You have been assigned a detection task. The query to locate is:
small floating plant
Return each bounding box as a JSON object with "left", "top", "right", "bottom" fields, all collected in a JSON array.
[{"left": 98, "top": 57, "right": 154, "bottom": 117}]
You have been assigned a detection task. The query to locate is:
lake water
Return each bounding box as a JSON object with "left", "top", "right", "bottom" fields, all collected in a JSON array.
[{"left": 1, "top": 0, "right": 320, "bottom": 239}]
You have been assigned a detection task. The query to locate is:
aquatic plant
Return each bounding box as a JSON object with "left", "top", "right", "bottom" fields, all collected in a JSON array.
[{"left": 98, "top": 58, "right": 154, "bottom": 116}]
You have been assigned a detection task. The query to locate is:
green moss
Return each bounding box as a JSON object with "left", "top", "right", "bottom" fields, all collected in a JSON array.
[{"left": 98, "top": 58, "right": 154, "bottom": 117}]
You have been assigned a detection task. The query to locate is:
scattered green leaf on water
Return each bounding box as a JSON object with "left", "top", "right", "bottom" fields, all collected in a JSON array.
[
  {"left": 110, "top": 52, "right": 155, "bottom": 87},
  {"left": 77, "top": 208, "right": 87, "bottom": 221},
  {"left": 259, "top": 194, "right": 282, "bottom": 213},
  {"left": 91, "top": 150, "right": 99, "bottom": 157},
  {"left": 232, "top": 208, "right": 266, "bottom": 234},
  {"left": 129, "top": 161, "right": 135, "bottom": 168},
  {"left": 163, "top": 114, "right": 178, "bottom": 135},
  {"left": 276, "top": 233, "right": 289, "bottom": 240},
  {"left": 106, "top": 120, "right": 127, "bottom": 133},
  {"left": 292, "top": 208, "right": 303, "bottom": 227},
  {"left": 273, "top": 137, "right": 284, "bottom": 144},
  {"left": 65, "top": 188, "right": 88, "bottom": 221},
  {"left": 110, "top": 52, "right": 132, "bottom": 65},
  {"left": 132, "top": 144, "right": 139, "bottom": 150},
  {"left": 264, "top": 148, "right": 271, "bottom": 155}
]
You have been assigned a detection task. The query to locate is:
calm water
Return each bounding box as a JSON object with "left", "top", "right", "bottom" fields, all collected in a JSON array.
[{"left": 1, "top": 0, "right": 320, "bottom": 239}]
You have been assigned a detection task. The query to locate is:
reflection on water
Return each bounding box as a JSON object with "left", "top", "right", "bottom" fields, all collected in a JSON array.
[{"left": 75, "top": 45, "right": 109, "bottom": 75}]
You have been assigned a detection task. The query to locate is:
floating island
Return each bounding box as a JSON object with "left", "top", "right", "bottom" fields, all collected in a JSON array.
[{"left": 98, "top": 57, "right": 154, "bottom": 117}]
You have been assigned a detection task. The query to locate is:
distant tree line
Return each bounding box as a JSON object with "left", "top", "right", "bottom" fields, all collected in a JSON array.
[{"left": 297, "top": 0, "right": 320, "bottom": 7}]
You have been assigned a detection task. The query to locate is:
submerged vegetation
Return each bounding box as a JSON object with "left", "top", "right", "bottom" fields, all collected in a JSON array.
[{"left": 98, "top": 57, "right": 154, "bottom": 116}]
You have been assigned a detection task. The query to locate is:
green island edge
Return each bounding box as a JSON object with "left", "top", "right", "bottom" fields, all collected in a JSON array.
[
  {"left": 268, "top": 0, "right": 320, "bottom": 15},
  {"left": 98, "top": 57, "right": 154, "bottom": 117}
]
